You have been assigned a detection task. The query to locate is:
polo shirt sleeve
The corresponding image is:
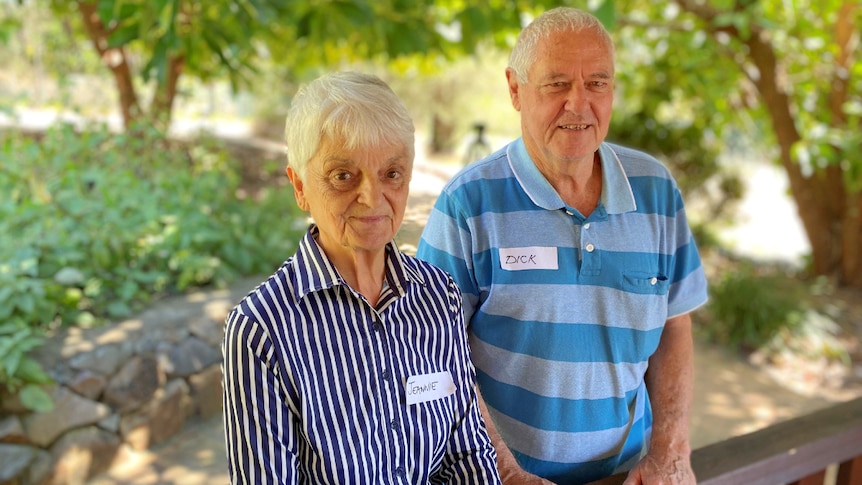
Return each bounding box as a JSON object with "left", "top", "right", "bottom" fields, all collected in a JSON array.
[
  {"left": 416, "top": 189, "right": 481, "bottom": 324},
  {"left": 222, "top": 310, "right": 299, "bottom": 485},
  {"left": 667, "top": 196, "right": 709, "bottom": 319}
]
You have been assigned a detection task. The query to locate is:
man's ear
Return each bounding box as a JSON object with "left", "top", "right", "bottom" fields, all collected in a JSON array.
[
  {"left": 505, "top": 68, "right": 522, "bottom": 112},
  {"left": 286, "top": 166, "right": 309, "bottom": 211}
]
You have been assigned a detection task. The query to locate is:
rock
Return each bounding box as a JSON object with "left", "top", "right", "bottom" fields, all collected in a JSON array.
[
  {"left": 187, "top": 364, "right": 223, "bottom": 418},
  {"left": 0, "top": 443, "right": 36, "bottom": 482},
  {"left": 21, "top": 387, "right": 111, "bottom": 448},
  {"left": 188, "top": 313, "right": 223, "bottom": 348},
  {"left": 67, "top": 370, "right": 107, "bottom": 401},
  {"left": 103, "top": 355, "right": 163, "bottom": 413},
  {"left": 149, "top": 379, "right": 190, "bottom": 445},
  {"left": 47, "top": 427, "right": 121, "bottom": 485},
  {"left": 0, "top": 416, "right": 27, "bottom": 444},
  {"left": 118, "top": 379, "right": 189, "bottom": 450},
  {"left": 69, "top": 343, "right": 127, "bottom": 377},
  {"left": 158, "top": 337, "right": 220, "bottom": 378}
]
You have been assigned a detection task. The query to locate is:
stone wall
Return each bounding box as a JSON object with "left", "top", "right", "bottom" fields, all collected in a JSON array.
[{"left": 0, "top": 276, "right": 263, "bottom": 485}]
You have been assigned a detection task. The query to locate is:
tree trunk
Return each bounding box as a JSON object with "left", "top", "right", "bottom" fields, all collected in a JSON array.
[
  {"left": 151, "top": 55, "right": 185, "bottom": 131},
  {"left": 676, "top": 0, "right": 862, "bottom": 288},
  {"left": 77, "top": 2, "right": 140, "bottom": 129}
]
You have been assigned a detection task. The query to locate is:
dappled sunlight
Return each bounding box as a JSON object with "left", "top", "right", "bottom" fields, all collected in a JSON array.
[
  {"left": 690, "top": 343, "right": 838, "bottom": 448},
  {"left": 86, "top": 417, "right": 229, "bottom": 485}
]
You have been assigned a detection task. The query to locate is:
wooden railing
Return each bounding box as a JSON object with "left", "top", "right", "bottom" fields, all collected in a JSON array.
[{"left": 591, "top": 396, "right": 862, "bottom": 485}]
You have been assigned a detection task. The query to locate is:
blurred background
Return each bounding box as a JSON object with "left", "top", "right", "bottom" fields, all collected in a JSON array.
[{"left": 0, "top": 1, "right": 860, "bottom": 484}]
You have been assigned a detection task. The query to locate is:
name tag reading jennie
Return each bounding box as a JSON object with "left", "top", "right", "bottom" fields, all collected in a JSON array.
[
  {"left": 499, "top": 246, "right": 558, "bottom": 271},
  {"left": 405, "top": 371, "right": 456, "bottom": 405}
]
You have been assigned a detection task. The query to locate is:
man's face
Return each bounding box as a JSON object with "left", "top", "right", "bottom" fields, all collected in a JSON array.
[
  {"left": 287, "top": 135, "right": 412, "bottom": 262},
  {"left": 508, "top": 28, "right": 615, "bottom": 173}
]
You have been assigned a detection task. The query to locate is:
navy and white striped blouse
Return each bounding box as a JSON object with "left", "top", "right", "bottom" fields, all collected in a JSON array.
[{"left": 222, "top": 225, "right": 500, "bottom": 484}]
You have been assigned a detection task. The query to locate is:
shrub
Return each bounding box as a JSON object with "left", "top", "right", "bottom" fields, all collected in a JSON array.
[
  {"left": 702, "top": 263, "right": 807, "bottom": 352},
  {"left": 0, "top": 123, "right": 305, "bottom": 410}
]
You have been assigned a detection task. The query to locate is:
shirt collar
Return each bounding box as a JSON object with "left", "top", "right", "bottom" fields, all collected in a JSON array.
[
  {"left": 293, "top": 224, "right": 425, "bottom": 300},
  {"left": 507, "top": 138, "right": 637, "bottom": 215}
]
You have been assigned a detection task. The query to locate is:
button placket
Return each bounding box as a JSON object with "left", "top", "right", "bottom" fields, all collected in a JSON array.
[{"left": 580, "top": 220, "right": 601, "bottom": 275}]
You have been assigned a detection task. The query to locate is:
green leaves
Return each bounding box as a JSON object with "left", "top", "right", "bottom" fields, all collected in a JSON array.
[
  {"left": 0, "top": 321, "right": 53, "bottom": 412},
  {"left": 0, "top": 124, "right": 306, "bottom": 410}
]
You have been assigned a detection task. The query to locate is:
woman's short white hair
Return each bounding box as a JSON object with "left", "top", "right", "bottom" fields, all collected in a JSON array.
[
  {"left": 284, "top": 71, "right": 415, "bottom": 180},
  {"left": 508, "top": 7, "right": 615, "bottom": 84}
]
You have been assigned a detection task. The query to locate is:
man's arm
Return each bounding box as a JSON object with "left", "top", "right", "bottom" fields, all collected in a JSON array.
[
  {"left": 475, "top": 388, "right": 556, "bottom": 485},
  {"left": 623, "top": 313, "right": 696, "bottom": 485}
]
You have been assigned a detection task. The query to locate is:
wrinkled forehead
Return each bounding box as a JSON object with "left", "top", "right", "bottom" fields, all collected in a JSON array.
[
  {"left": 313, "top": 133, "right": 413, "bottom": 166},
  {"left": 531, "top": 29, "right": 615, "bottom": 75}
]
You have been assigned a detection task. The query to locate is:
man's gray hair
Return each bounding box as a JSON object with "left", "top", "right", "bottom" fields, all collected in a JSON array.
[
  {"left": 508, "top": 7, "right": 615, "bottom": 84},
  {"left": 284, "top": 71, "right": 415, "bottom": 180}
]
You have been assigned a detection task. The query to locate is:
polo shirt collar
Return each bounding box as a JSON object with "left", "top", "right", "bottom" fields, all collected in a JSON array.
[
  {"left": 507, "top": 138, "right": 637, "bottom": 215},
  {"left": 293, "top": 224, "right": 425, "bottom": 300}
]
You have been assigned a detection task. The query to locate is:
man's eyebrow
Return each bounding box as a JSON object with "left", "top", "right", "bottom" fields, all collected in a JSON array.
[{"left": 537, "top": 73, "right": 569, "bottom": 83}]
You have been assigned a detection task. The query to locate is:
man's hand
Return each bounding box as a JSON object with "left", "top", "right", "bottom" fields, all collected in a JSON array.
[
  {"left": 628, "top": 312, "right": 696, "bottom": 485},
  {"left": 621, "top": 452, "right": 695, "bottom": 485}
]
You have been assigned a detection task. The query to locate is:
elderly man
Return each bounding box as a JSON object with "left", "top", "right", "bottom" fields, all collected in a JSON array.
[
  {"left": 222, "top": 71, "right": 501, "bottom": 484},
  {"left": 418, "top": 7, "right": 708, "bottom": 485}
]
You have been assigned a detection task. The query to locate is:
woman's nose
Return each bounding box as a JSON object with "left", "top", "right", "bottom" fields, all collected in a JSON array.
[{"left": 357, "top": 176, "right": 383, "bottom": 205}]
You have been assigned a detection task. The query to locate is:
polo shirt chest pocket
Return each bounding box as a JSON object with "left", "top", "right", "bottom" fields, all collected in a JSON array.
[{"left": 622, "top": 271, "right": 669, "bottom": 295}]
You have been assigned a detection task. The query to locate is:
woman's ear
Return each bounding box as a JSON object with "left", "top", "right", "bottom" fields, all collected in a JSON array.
[{"left": 286, "top": 166, "right": 309, "bottom": 211}]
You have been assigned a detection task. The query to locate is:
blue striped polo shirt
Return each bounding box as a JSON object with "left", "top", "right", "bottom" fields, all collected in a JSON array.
[
  {"left": 222, "top": 225, "right": 501, "bottom": 484},
  {"left": 416, "top": 138, "right": 708, "bottom": 484}
]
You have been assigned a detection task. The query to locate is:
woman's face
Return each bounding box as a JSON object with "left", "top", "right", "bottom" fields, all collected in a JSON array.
[{"left": 287, "top": 135, "right": 412, "bottom": 262}]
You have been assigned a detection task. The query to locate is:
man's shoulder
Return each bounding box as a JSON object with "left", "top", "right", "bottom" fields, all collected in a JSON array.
[
  {"left": 604, "top": 142, "right": 674, "bottom": 179},
  {"left": 445, "top": 145, "right": 514, "bottom": 190}
]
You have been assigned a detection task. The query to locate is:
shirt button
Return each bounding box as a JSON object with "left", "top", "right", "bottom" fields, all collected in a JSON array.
[
  {"left": 372, "top": 323, "right": 382, "bottom": 332},
  {"left": 395, "top": 467, "right": 406, "bottom": 477},
  {"left": 650, "top": 277, "right": 658, "bottom": 285},
  {"left": 390, "top": 420, "right": 399, "bottom": 431},
  {"left": 585, "top": 243, "right": 595, "bottom": 252},
  {"left": 381, "top": 370, "right": 391, "bottom": 380},
  {"left": 584, "top": 223, "right": 591, "bottom": 229}
]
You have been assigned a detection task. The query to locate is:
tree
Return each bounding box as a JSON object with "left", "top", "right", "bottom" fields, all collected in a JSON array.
[
  {"left": 612, "top": 0, "right": 861, "bottom": 288},
  {"left": 39, "top": 0, "right": 483, "bottom": 130}
]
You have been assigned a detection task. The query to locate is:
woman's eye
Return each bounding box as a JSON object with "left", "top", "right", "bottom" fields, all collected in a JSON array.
[{"left": 333, "top": 171, "right": 352, "bottom": 181}]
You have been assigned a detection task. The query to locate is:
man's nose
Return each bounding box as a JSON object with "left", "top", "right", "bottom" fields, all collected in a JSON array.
[{"left": 564, "top": 84, "right": 588, "bottom": 111}]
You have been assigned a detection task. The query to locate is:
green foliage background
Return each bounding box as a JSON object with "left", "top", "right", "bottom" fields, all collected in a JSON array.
[
  {"left": 1, "top": 0, "right": 858, "bottom": 410},
  {"left": 0, "top": 123, "right": 305, "bottom": 410}
]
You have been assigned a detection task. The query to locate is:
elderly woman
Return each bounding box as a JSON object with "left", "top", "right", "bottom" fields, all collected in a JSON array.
[{"left": 221, "top": 71, "right": 501, "bottom": 484}]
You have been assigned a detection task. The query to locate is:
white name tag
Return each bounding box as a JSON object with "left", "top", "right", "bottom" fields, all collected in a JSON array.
[
  {"left": 405, "top": 371, "right": 456, "bottom": 405},
  {"left": 499, "top": 246, "right": 558, "bottom": 271}
]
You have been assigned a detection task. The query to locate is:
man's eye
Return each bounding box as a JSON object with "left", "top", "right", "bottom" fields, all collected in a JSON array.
[
  {"left": 589, "top": 80, "right": 612, "bottom": 90},
  {"left": 386, "top": 170, "right": 402, "bottom": 180},
  {"left": 542, "top": 82, "right": 569, "bottom": 93}
]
